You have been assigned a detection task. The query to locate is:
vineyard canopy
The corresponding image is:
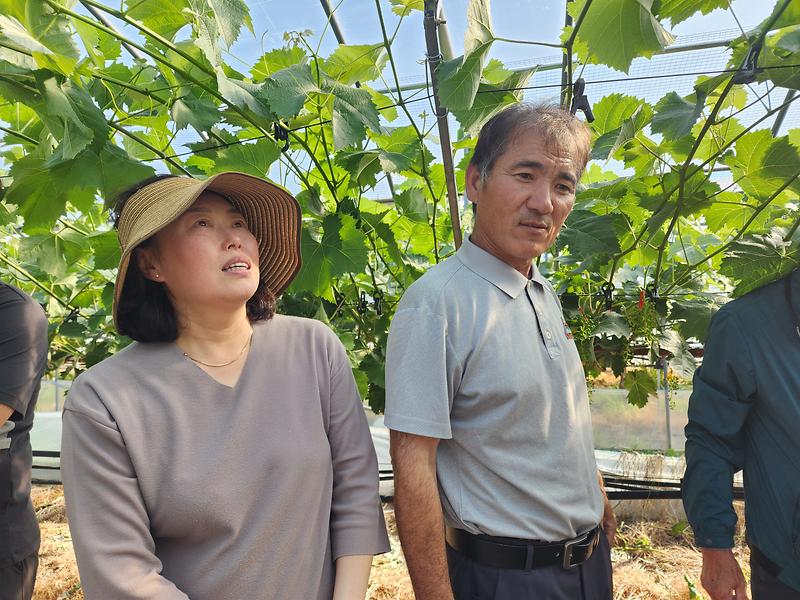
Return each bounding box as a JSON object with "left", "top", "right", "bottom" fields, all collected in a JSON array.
[{"left": 0, "top": 0, "right": 798, "bottom": 409}]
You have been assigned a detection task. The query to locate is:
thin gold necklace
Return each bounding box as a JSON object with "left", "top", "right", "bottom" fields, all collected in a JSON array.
[{"left": 183, "top": 329, "right": 253, "bottom": 368}]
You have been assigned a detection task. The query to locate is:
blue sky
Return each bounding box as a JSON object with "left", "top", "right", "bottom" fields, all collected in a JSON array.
[{"left": 231, "top": 0, "right": 774, "bottom": 80}]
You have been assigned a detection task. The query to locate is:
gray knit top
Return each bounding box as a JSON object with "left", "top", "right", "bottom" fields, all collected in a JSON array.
[{"left": 61, "top": 315, "right": 389, "bottom": 600}]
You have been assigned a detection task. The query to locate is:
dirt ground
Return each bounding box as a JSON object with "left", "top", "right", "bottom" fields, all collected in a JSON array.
[{"left": 31, "top": 485, "right": 749, "bottom": 600}]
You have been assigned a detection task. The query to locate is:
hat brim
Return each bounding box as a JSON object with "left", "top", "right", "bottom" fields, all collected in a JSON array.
[{"left": 113, "top": 172, "right": 301, "bottom": 327}]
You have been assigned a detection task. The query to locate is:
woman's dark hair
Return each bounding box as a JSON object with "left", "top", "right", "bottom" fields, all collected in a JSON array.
[{"left": 112, "top": 174, "right": 276, "bottom": 343}]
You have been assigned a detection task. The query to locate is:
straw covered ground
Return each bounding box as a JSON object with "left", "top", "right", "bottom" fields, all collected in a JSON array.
[{"left": 31, "top": 485, "right": 748, "bottom": 600}]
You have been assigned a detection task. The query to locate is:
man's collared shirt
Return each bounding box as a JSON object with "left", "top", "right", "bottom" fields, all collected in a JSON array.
[
  {"left": 683, "top": 270, "right": 800, "bottom": 591},
  {"left": 385, "top": 237, "right": 603, "bottom": 541}
]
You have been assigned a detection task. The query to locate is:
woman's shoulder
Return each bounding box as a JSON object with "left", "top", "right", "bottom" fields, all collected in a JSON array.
[
  {"left": 65, "top": 342, "right": 172, "bottom": 413},
  {"left": 258, "top": 315, "right": 347, "bottom": 366},
  {"left": 260, "top": 313, "right": 339, "bottom": 342}
]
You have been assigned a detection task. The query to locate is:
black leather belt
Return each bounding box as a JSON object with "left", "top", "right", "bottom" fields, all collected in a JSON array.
[{"left": 446, "top": 525, "right": 601, "bottom": 570}]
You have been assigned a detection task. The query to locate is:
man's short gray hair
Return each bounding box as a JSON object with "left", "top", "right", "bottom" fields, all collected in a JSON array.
[{"left": 469, "top": 103, "right": 592, "bottom": 182}]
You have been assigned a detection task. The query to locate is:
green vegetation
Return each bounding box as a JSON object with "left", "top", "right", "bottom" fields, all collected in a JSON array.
[{"left": 1, "top": 0, "right": 798, "bottom": 409}]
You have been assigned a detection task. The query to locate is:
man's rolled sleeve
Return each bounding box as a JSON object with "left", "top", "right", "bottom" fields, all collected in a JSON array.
[
  {"left": 384, "top": 307, "right": 454, "bottom": 439},
  {"left": 683, "top": 309, "right": 756, "bottom": 548}
]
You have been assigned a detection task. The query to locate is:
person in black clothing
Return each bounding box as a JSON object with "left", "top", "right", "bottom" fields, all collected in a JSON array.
[{"left": 0, "top": 281, "right": 48, "bottom": 600}]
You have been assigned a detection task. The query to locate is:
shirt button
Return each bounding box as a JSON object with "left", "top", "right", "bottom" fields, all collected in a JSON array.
[{"left": 545, "top": 331, "right": 553, "bottom": 340}]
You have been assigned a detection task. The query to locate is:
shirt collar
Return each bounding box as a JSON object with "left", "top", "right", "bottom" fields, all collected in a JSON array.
[{"left": 456, "top": 236, "right": 546, "bottom": 299}]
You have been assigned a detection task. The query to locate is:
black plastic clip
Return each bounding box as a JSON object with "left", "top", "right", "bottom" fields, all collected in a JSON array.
[
  {"left": 570, "top": 78, "right": 594, "bottom": 122},
  {"left": 600, "top": 282, "right": 614, "bottom": 311},
  {"left": 732, "top": 40, "right": 763, "bottom": 85},
  {"left": 356, "top": 291, "right": 369, "bottom": 315},
  {"left": 273, "top": 122, "right": 290, "bottom": 152},
  {"left": 373, "top": 290, "right": 384, "bottom": 316}
]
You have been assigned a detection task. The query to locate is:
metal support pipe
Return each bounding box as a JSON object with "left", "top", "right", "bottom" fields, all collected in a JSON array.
[
  {"left": 662, "top": 358, "right": 672, "bottom": 451},
  {"left": 423, "top": 0, "right": 463, "bottom": 249},
  {"left": 772, "top": 89, "right": 798, "bottom": 136},
  {"left": 319, "top": 0, "right": 347, "bottom": 46},
  {"left": 436, "top": 2, "right": 455, "bottom": 61},
  {"left": 560, "top": 0, "right": 573, "bottom": 108}
]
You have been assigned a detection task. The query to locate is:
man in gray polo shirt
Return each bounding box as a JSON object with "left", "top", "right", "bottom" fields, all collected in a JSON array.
[{"left": 385, "top": 103, "right": 615, "bottom": 600}]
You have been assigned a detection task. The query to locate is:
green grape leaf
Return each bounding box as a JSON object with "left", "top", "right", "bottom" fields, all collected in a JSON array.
[
  {"left": 437, "top": 42, "right": 493, "bottom": 111},
  {"left": 760, "top": 25, "right": 800, "bottom": 90},
  {"left": 20, "top": 233, "right": 68, "bottom": 278},
  {"left": 322, "top": 44, "right": 388, "bottom": 85},
  {"left": 59, "top": 321, "right": 87, "bottom": 339},
  {"left": 623, "top": 368, "right": 658, "bottom": 407},
  {"left": 389, "top": 0, "right": 423, "bottom": 16},
  {"left": 207, "top": 138, "right": 281, "bottom": 177},
  {"left": 171, "top": 95, "right": 220, "bottom": 132},
  {"left": 651, "top": 91, "right": 705, "bottom": 139},
  {"left": 363, "top": 85, "right": 397, "bottom": 121},
  {"left": 451, "top": 68, "right": 535, "bottom": 134},
  {"left": 73, "top": 17, "right": 121, "bottom": 65},
  {"left": 292, "top": 227, "right": 333, "bottom": 299},
  {"left": 335, "top": 149, "right": 382, "bottom": 189},
  {"left": 559, "top": 210, "right": 624, "bottom": 258},
  {"left": 207, "top": 0, "right": 253, "bottom": 48},
  {"left": 251, "top": 47, "right": 307, "bottom": 81},
  {"left": 720, "top": 229, "right": 800, "bottom": 297},
  {"left": 0, "top": 1, "right": 78, "bottom": 65},
  {"left": 217, "top": 68, "right": 274, "bottom": 119},
  {"left": 97, "top": 143, "right": 156, "bottom": 201},
  {"left": 292, "top": 214, "right": 369, "bottom": 298},
  {"left": 481, "top": 58, "right": 514, "bottom": 84},
  {"left": 592, "top": 94, "right": 649, "bottom": 137},
  {"left": 577, "top": 0, "right": 675, "bottom": 73},
  {"left": 86, "top": 230, "right": 121, "bottom": 270},
  {"left": 725, "top": 130, "right": 800, "bottom": 200},
  {"left": 755, "top": 1, "right": 800, "bottom": 33},
  {"left": 0, "top": 203, "right": 14, "bottom": 226},
  {"left": 596, "top": 311, "right": 632, "bottom": 338},
  {"left": 37, "top": 77, "right": 107, "bottom": 164},
  {"left": 296, "top": 185, "right": 325, "bottom": 217},
  {"left": 370, "top": 126, "right": 430, "bottom": 173},
  {"left": 6, "top": 152, "right": 96, "bottom": 230},
  {"left": 395, "top": 187, "right": 429, "bottom": 222},
  {"left": 0, "top": 16, "right": 53, "bottom": 70},
  {"left": 329, "top": 83, "right": 381, "bottom": 149},
  {"left": 671, "top": 300, "right": 717, "bottom": 343},
  {"left": 659, "top": 329, "right": 696, "bottom": 378},
  {"left": 464, "top": 0, "right": 494, "bottom": 55},
  {"left": 259, "top": 63, "right": 318, "bottom": 119},
  {"left": 124, "top": 0, "right": 190, "bottom": 40},
  {"left": 329, "top": 214, "right": 369, "bottom": 275},
  {"left": 657, "top": 0, "right": 728, "bottom": 26},
  {"left": 592, "top": 97, "right": 653, "bottom": 160}
]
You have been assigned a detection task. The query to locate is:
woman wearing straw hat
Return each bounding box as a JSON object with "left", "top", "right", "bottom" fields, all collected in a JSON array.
[{"left": 60, "top": 172, "right": 390, "bottom": 600}]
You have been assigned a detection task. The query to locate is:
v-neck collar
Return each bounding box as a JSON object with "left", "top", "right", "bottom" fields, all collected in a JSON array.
[{"left": 174, "top": 323, "right": 261, "bottom": 390}]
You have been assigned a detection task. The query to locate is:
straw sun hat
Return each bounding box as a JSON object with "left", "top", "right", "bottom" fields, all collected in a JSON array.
[{"left": 113, "top": 172, "right": 302, "bottom": 326}]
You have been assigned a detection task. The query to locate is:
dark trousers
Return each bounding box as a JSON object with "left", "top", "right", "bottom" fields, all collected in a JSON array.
[
  {"left": 447, "top": 533, "right": 613, "bottom": 600},
  {"left": 751, "top": 547, "right": 800, "bottom": 599},
  {"left": 0, "top": 552, "right": 38, "bottom": 600}
]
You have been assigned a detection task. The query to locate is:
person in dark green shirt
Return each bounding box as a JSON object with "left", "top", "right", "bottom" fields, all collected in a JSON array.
[{"left": 683, "top": 268, "right": 800, "bottom": 600}]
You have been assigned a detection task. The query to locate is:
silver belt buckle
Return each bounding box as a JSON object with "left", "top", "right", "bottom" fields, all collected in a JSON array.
[{"left": 562, "top": 528, "right": 597, "bottom": 569}]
